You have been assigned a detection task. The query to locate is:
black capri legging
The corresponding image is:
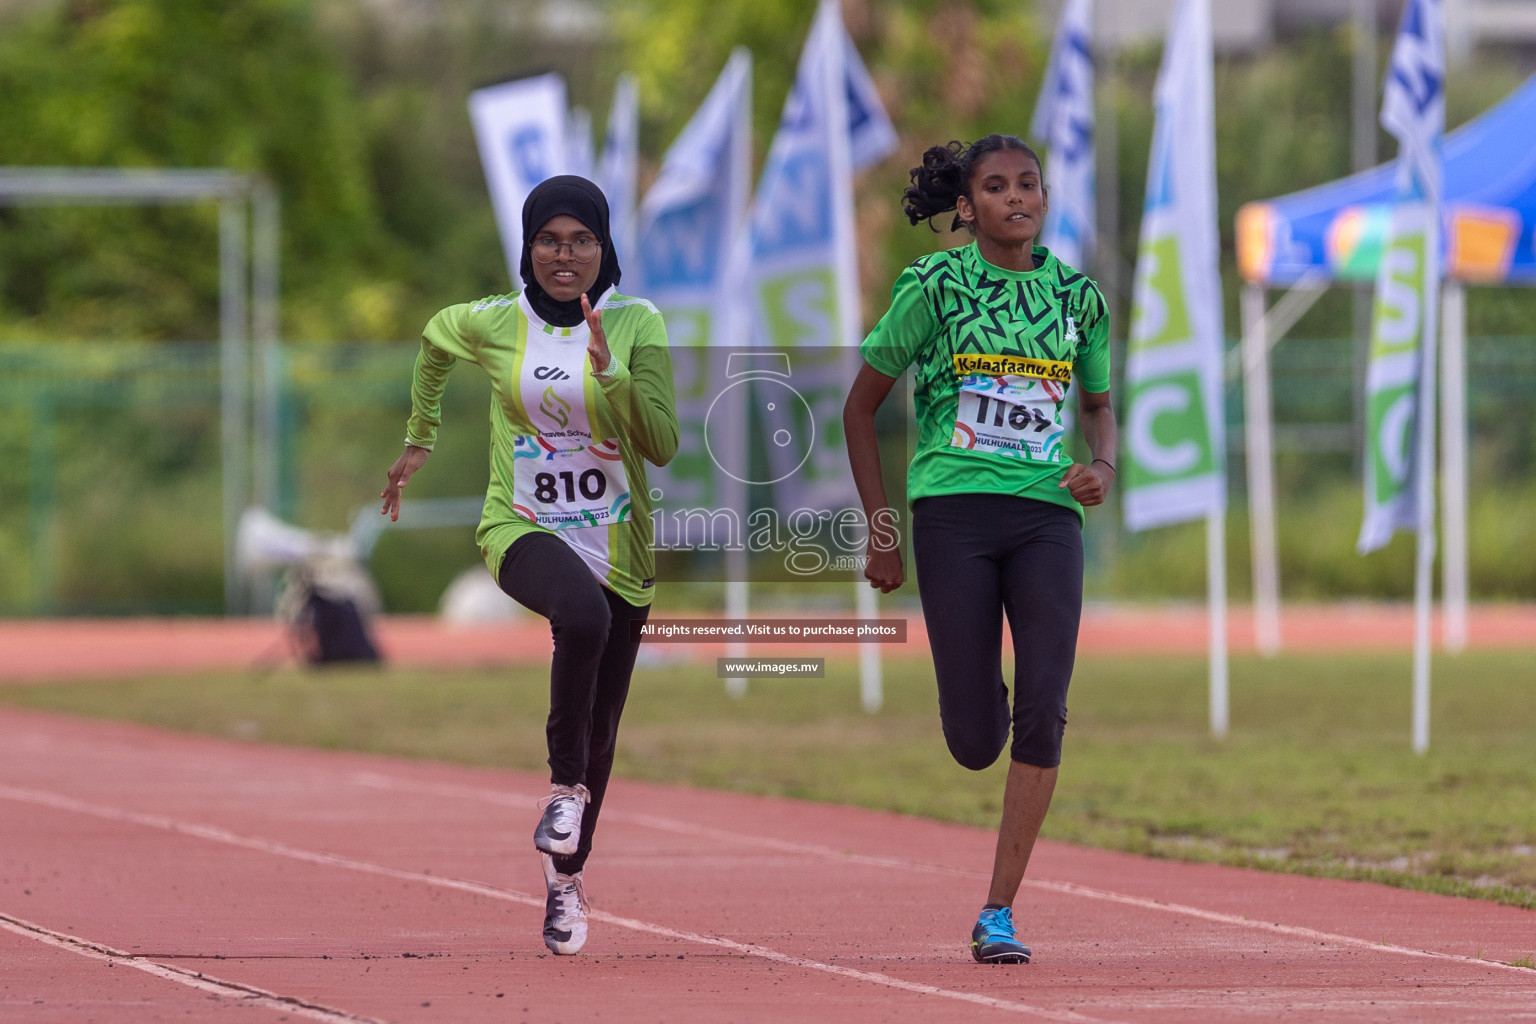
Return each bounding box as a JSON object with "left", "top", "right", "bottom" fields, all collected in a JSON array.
[
  {"left": 497, "top": 531, "right": 650, "bottom": 874},
  {"left": 911, "top": 493, "right": 1084, "bottom": 771}
]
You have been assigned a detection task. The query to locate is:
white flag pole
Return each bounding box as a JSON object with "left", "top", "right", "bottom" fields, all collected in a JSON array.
[
  {"left": 598, "top": 74, "right": 639, "bottom": 261},
  {"left": 724, "top": 56, "right": 754, "bottom": 700},
  {"left": 1412, "top": 215, "right": 1441, "bottom": 755},
  {"left": 1439, "top": 280, "right": 1469, "bottom": 652},
  {"left": 856, "top": 583, "right": 883, "bottom": 712},
  {"left": 1207, "top": 507, "right": 1229, "bottom": 738},
  {"left": 565, "top": 106, "right": 594, "bottom": 180},
  {"left": 1240, "top": 283, "right": 1283, "bottom": 656},
  {"left": 818, "top": 1, "right": 886, "bottom": 714},
  {"left": 725, "top": 572, "right": 749, "bottom": 698}
]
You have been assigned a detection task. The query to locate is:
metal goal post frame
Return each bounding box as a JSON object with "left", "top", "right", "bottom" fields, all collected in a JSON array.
[{"left": 0, "top": 167, "right": 280, "bottom": 614}]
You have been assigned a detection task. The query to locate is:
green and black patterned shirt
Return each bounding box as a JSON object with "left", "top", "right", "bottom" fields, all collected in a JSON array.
[{"left": 860, "top": 242, "right": 1110, "bottom": 518}]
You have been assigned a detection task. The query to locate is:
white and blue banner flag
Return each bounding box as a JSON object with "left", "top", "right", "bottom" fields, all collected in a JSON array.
[
  {"left": 631, "top": 50, "right": 753, "bottom": 513},
  {"left": 1030, "top": 0, "right": 1095, "bottom": 272},
  {"left": 467, "top": 73, "right": 567, "bottom": 285},
  {"left": 633, "top": 49, "right": 752, "bottom": 349},
  {"left": 748, "top": 0, "right": 896, "bottom": 509},
  {"left": 843, "top": 24, "right": 898, "bottom": 174},
  {"left": 750, "top": 0, "right": 895, "bottom": 346},
  {"left": 1122, "top": 0, "right": 1226, "bottom": 532},
  {"left": 597, "top": 74, "right": 640, "bottom": 263},
  {"left": 1359, "top": 0, "right": 1445, "bottom": 554}
]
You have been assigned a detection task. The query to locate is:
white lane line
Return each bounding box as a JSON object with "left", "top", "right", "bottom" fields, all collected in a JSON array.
[
  {"left": 1023, "top": 879, "right": 1536, "bottom": 975},
  {"left": 0, "top": 912, "right": 387, "bottom": 1024},
  {"left": 0, "top": 783, "right": 1125, "bottom": 1024},
  {"left": 350, "top": 772, "right": 983, "bottom": 875},
  {"left": 347, "top": 772, "right": 1536, "bottom": 976}
]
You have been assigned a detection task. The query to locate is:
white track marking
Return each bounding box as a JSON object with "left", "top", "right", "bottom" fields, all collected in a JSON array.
[
  {"left": 1021, "top": 879, "right": 1536, "bottom": 974},
  {"left": 0, "top": 912, "right": 386, "bottom": 1024},
  {"left": 0, "top": 783, "right": 1125, "bottom": 1023},
  {"left": 346, "top": 771, "right": 1536, "bottom": 976},
  {"left": 349, "top": 772, "right": 984, "bottom": 876}
]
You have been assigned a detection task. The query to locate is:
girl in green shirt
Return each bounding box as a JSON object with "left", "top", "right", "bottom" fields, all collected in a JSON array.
[{"left": 844, "top": 135, "right": 1118, "bottom": 965}]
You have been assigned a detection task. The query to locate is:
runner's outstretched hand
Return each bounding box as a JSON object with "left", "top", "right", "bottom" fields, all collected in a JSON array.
[
  {"left": 582, "top": 293, "right": 611, "bottom": 374},
  {"left": 381, "top": 445, "right": 431, "bottom": 522}
]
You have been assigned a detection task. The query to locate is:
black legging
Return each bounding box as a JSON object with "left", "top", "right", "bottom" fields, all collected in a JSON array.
[
  {"left": 497, "top": 531, "right": 650, "bottom": 874},
  {"left": 911, "top": 493, "right": 1083, "bottom": 770}
]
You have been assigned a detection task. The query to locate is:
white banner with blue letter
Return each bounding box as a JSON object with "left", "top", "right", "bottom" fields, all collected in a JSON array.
[
  {"left": 598, "top": 74, "right": 640, "bottom": 264},
  {"left": 748, "top": 0, "right": 895, "bottom": 510},
  {"left": 631, "top": 50, "right": 753, "bottom": 516},
  {"left": 468, "top": 73, "right": 567, "bottom": 286},
  {"left": 1122, "top": 0, "right": 1225, "bottom": 532},
  {"left": 1359, "top": 0, "right": 1444, "bottom": 554},
  {"left": 1030, "top": 0, "right": 1095, "bottom": 273}
]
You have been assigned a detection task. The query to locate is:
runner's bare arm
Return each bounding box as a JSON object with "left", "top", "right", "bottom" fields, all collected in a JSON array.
[
  {"left": 1059, "top": 387, "right": 1117, "bottom": 507},
  {"left": 844, "top": 363, "right": 904, "bottom": 592}
]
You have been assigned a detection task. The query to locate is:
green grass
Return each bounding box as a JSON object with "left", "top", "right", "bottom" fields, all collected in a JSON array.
[{"left": 3, "top": 650, "right": 1534, "bottom": 909}]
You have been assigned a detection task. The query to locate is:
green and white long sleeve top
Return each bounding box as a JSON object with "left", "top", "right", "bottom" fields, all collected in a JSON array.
[{"left": 406, "top": 287, "right": 678, "bottom": 606}]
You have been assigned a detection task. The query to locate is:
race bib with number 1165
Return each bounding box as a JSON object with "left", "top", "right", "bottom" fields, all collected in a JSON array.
[{"left": 949, "top": 354, "right": 1070, "bottom": 464}]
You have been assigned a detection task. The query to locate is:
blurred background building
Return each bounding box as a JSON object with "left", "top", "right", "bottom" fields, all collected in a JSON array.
[{"left": 1040, "top": 0, "right": 1536, "bottom": 58}]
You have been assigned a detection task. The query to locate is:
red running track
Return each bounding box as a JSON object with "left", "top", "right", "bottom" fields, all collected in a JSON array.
[
  {"left": 3, "top": 603, "right": 1534, "bottom": 683},
  {"left": 1, "top": 707, "right": 1532, "bottom": 1023}
]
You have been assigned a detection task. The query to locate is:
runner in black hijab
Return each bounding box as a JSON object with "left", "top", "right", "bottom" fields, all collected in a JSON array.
[
  {"left": 385, "top": 170, "right": 676, "bottom": 959},
  {"left": 519, "top": 175, "right": 622, "bottom": 327}
]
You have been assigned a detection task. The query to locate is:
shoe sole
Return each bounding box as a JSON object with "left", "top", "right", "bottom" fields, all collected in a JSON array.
[
  {"left": 534, "top": 834, "right": 579, "bottom": 855},
  {"left": 974, "top": 951, "right": 1030, "bottom": 964}
]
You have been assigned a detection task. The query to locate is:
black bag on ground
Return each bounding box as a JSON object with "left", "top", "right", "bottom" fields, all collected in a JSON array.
[
  {"left": 278, "top": 562, "right": 384, "bottom": 667},
  {"left": 297, "top": 587, "right": 380, "bottom": 664}
]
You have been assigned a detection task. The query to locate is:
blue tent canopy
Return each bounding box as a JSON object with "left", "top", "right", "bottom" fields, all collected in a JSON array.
[{"left": 1237, "top": 73, "right": 1536, "bottom": 287}]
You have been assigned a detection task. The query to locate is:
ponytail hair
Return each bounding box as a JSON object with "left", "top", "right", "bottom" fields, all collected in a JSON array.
[{"left": 901, "top": 134, "right": 1041, "bottom": 233}]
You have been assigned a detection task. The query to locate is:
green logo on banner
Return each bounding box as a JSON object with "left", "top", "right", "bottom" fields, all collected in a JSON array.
[
  {"left": 760, "top": 267, "right": 837, "bottom": 348},
  {"left": 1369, "top": 234, "right": 1424, "bottom": 360},
  {"left": 1358, "top": 206, "right": 1431, "bottom": 553},
  {"left": 666, "top": 307, "right": 713, "bottom": 353},
  {"left": 1130, "top": 235, "right": 1192, "bottom": 351},
  {"left": 1366, "top": 382, "right": 1415, "bottom": 504},
  {"left": 1124, "top": 369, "right": 1215, "bottom": 489}
]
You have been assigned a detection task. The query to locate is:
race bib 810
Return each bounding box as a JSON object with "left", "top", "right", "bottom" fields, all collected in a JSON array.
[{"left": 511, "top": 434, "right": 631, "bottom": 529}]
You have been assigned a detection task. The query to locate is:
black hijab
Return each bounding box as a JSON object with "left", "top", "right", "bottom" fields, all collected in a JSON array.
[{"left": 519, "top": 175, "right": 622, "bottom": 328}]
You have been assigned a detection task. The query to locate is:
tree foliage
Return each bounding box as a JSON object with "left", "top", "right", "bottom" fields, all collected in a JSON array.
[
  {"left": 1, "top": 0, "right": 1532, "bottom": 342},
  {"left": 0, "top": 0, "right": 384, "bottom": 339}
]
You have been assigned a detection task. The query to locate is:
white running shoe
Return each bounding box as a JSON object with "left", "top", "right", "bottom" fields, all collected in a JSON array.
[
  {"left": 533, "top": 783, "right": 590, "bottom": 856},
  {"left": 541, "top": 853, "right": 588, "bottom": 955}
]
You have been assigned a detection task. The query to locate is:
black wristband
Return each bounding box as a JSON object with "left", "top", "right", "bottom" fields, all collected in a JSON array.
[{"left": 1092, "top": 458, "right": 1116, "bottom": 475}]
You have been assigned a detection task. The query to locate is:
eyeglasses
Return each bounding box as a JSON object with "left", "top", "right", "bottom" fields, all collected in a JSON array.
[{"left": 531, "top": 237, "right": 601, "bottom": 263}]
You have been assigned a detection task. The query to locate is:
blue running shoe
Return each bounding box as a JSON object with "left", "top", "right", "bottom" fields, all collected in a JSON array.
[{"left": 970, "top": 906, "right": 1031, "bottom": 964}]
